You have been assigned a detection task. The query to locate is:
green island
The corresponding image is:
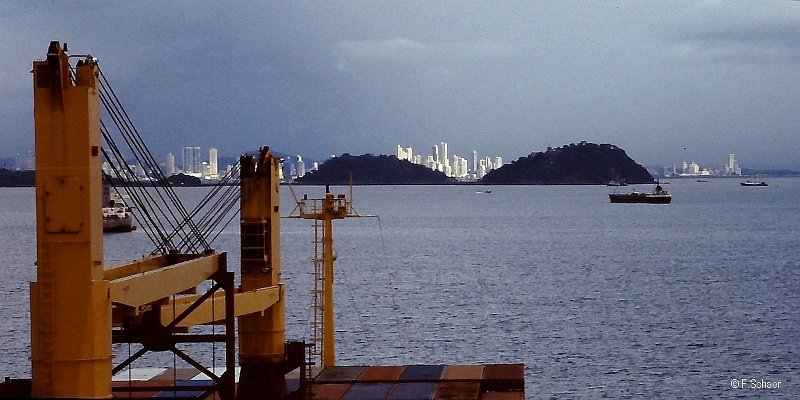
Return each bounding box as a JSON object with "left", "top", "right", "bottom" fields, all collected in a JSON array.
[
  {"left": 481, "top": 142, "right": 653, "bottom": 185},
  {"left": 296, "top": 153, "right": 453, "bottom": 185}
]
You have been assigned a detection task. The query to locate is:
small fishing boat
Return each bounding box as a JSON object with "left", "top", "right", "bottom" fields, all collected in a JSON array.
[
  {"left": 102, "top": 191, "right": 134, "bottom": 232},
  {"left": 102, "top": 181, "right": 134, "bottom": 232}
]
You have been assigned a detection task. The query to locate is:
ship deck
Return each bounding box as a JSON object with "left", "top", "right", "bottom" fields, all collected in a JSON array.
[{"left": 109, "top": 364, "right": 525, "bottom": 399}]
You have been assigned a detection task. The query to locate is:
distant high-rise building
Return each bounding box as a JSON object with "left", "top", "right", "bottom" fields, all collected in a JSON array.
[
  {"left": 426, "top": 155, "right": 435, "bottom": 170},
  {"left": 396, "top": 145, "right": 414, "bottom": 162},
  {"left": 209, "top": 147, "right": 218, "bottom": 177},
  {"left": 725, "top": 153, "right": 741, "bottom": 175},
  {"left": 452, "top": 155, "right": 469, "bottom": 178},
  {"left": 183, "top": 147, "right": 194, "bottom": 173},
  {"left": 192, "top": 147, "right": 201, "bottom": 175},
  {"left": 296, "top": 155, "right": 306, "bottom": 178},
  {"left": 15, "top": 151, "right": 35, "bottom": 171},
  {"left": 166, "top": 153, "right": 176, "bottom": 176}
]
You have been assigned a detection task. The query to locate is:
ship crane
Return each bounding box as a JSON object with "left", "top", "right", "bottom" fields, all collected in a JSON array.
[
  {"left": 19, "top": 40, "right": 305, "bottom": 400},
  {"left": 0, "top": 40, "right": 526, "bottom": 400}
]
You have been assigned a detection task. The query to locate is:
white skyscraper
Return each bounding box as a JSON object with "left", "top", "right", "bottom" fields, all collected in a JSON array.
[
  {"left": 209, "top": 147, "right": 218, "bottom": 177},
  {"left": 396, "top": 145, "right": 414, "bottom": 162},
  {"left": 494, "top": 156, "right": 503, "bottom": 169},
  {"left": 15, "top": 151, "right": 35, "bottom": 171},
  {"left": 426, "top": 155, "right": 436, "bottom": 170},
  {"left": 725, "top": 153, "right": 741, "bottom": 175},
  {"left": 183, "top": 147, "right": 193, "bottom": 173},
  {"left": 166, "top": 153, "right": 176, "bottom": 176},
  {"left": 296, "top": 155, "right": 306, "bottom": 178},
  {"left": 192, "top": 147, "right": 201, "bottom": 175}
]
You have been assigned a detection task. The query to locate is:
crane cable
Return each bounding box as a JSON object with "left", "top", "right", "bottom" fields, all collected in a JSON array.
[{"left": 70, "top": 60, "right": 244, "bottom": 254}]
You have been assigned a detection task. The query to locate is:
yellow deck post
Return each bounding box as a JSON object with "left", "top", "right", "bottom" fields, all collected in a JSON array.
[
  {"left": 322, "top": 207, "right": 336, "bottom": 367},
  {"left": 237, "top": 148, "right": 287, "bottom": 398},
  {"left": 31, "top": 41, "right": 111, "bottom": 398}
]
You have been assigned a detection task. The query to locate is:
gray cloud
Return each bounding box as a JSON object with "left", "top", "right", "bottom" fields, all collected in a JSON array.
[
  {"left": 674, "top": 23, "right": 800, "bottom": 64},
  {"left": 2, "top": 1, "right": 800, "bottom": 169},
  {"left": 334, "top": 38, "right": 513, "bottom": 70}
]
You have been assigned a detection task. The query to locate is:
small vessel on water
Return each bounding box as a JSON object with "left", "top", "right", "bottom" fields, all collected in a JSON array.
[
  {"left": 609, "top": 182, "right": 671, "bottom": 204},
  {"left": 741, "top": 181, "right": 768, "bottom": 187},
  {"left": 102, "top": 185, "right": 134, "bottom": 232}
]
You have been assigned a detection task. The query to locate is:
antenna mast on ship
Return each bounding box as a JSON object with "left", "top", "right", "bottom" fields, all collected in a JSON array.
[{"left": 288, "top": 185, "right": 359, "bottom": 368}]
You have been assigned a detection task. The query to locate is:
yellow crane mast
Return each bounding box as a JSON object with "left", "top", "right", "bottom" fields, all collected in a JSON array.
[{"left": 31, "top": 41, "right": 111, "bottom": 399}]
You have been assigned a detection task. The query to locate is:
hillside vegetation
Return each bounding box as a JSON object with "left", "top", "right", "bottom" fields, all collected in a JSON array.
[
  {"left": 295, "top": 153, "right": 453, "bottom": 185},
  {"left": 481, "top": 142, "right": 653, "bottom": 184}
]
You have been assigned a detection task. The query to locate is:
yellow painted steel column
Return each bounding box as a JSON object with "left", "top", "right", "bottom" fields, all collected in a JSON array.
[
  {"left": 31, "top": 41, "right": 111, "bottom": 398},
  {"left": 322, "top": 196, "right": 336, "bottom": 367},
  {"left": 237, "top": 148, "right": 286, "bottom": 398}
]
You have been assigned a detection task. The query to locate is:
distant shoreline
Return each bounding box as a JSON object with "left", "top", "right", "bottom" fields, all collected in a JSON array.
[
  {"left": 4, "top": 177, "right": 800, "bottom": 189},
  {"left": 2, "top": 169, "right": 798, "bottom": 188}
]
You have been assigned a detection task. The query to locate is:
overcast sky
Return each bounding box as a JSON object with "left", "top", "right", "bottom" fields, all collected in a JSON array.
[{"left": 2, "top": 1, "right": 800, "bottom": 169}]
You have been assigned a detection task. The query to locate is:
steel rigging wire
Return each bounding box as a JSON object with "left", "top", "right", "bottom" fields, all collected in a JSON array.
[
  {"left": 97, "top": 66, "right": 208, "bottom": 252},
  {"left": 68, "top": 60, "right": 243, "bottom": 254}
]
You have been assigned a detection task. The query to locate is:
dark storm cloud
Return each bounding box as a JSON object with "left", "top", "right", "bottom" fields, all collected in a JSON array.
[{"left": 2, "top": 1, "right": 800, "bottom": 169}]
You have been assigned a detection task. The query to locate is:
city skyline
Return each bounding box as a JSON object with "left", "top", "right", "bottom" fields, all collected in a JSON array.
[
  {"left": 3, "top": 144, "right": 787, "bottom": 179},
  {"left": 395, "top": 140, "right": 502, "bottom": 180},
  {"left": 664, "top": 153, "right": 744, "bottom": 178}
]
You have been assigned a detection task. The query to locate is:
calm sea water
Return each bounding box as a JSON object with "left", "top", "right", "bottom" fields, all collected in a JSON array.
[{"left": 1, "top": 179, "right": 798, "bottom": 398}]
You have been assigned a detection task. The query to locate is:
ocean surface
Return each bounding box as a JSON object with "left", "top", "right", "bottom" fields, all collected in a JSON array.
[{"left": 1, "top": 179, "right": 798, "bottom": 398}]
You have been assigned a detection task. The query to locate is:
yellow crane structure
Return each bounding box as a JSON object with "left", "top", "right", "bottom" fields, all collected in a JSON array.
[
  {"left": 11, "top": 40, "right": 526, "bottom": 400},
  {"left": 31, "top": 40, "right": 111, "bottom": 400},
  {"left": 28, "top": 41, "right": 303, "bottom": 399}
]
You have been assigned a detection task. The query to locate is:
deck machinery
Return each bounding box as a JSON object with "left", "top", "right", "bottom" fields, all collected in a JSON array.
[{"left": 0, "top": 42, "right": 524, "bottom": 399}]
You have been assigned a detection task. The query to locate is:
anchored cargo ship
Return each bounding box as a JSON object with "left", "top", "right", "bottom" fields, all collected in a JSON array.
[{"left": 609, "top": 182, "right": 671, "bottom": 204}]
